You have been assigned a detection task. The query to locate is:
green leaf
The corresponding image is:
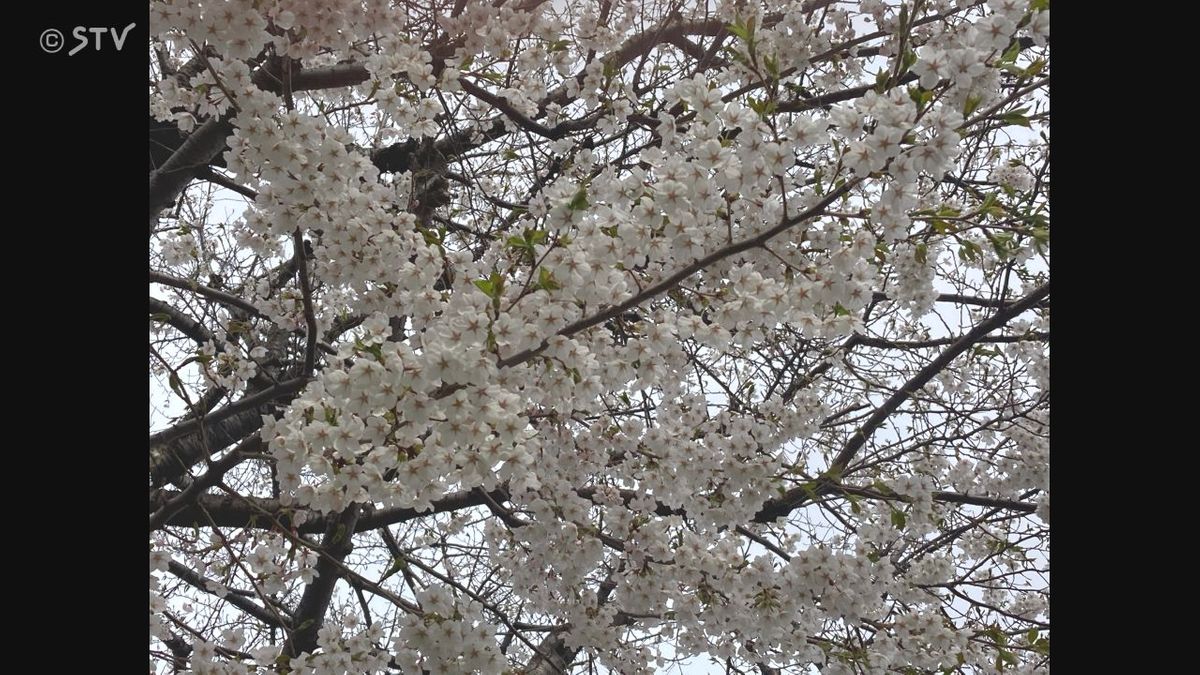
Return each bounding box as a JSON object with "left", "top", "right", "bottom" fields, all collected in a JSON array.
[
  {"left": 150, "top": 313, "right": 173, "bottom": 324},
  {"left": 1000, "top": 110, "right": 1031, "bottom": 127},
  {"left": 763, "top": 54, "right": 780, "bottom": 79},
  {"left": 890, "top": 509, "right": 907, "bottom": 530},
  {"left": 1030, "top": 0, "right": 1050, "bottom": 11},
  {"left": 419, "top": 227, "right": 443, "bottom": 246},
  {"left": 963, "top": 94, "right": 983, "bottom": 117},
  {"left": 914, "top": 243, "right": 928, "bottom": 265},
  {"left": 958, "top": 240, "right": 982, "bottom": 262},
  {"left": 567, "top": 187, "right": 590, "bottom": 212},
  {"left": 537, "top": 267, "right": 561, "bottom": 291},
  {"left": 548, "top": 39, "right": 570, "bottom": 53},
  {"left": 747, "top": 97, "right": 777, "bottom": 117},
  {"left": 874, "top": 68, "right": 890, "bottom": 93},
  {"left": 979, "top": 192, "right": 1006, "bottom": 218},
  {"left": 167, "top": 372, "right": 184, "bottom": 398},
  {"left": 988, "top": 232, "right": 1017, "bottom": 259},
  {"left": 726, "top": 20, "right": 751, "bottom": 42},
  {"left": 473, "top": 278, "right": 495, "bottom": 297},
  {"left": 999, "top": 39, "right": 1022, "bottom": 64},
  {"left": 1031, "top": 226, "right": 1049, "bottom": 251}
]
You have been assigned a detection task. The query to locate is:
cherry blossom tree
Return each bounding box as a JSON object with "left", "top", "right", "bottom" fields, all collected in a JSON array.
[{"left": 149, "top": 0, "right": 1049, "bottom": 672}]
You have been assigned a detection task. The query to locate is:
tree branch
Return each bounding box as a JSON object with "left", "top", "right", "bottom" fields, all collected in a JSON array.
[
  {"left": 167, "top": 560, "right": 292, "bottom": 630},
  {"left": 150, "top": 378, "right": 308, "bottom": 487},
  {"left": 496, "top": 179, "right": 863, "bottom": 371},
  {"left": 283, "top": 506, "right": 361, "bottom": 657},
  {"left": 151, "top": 486, "right": 507, "bottom": 533},
  {"left": 149, "top": 116, "right": 234, "bottom": 230},
  {"left": 150, "top": 270, "right": 265, "bottom": 319},
  {"left": 828, "top": 282, "right": 1049, "bottom": 475},
  {"left": 150, "top": 297, "right": 213, "bottom": 346},
  {"left": 758, "top": 282, "right": 1050, "bottom": 521},
  {"left": 149, "top": 436, "right": 260, "bottom": 531}
]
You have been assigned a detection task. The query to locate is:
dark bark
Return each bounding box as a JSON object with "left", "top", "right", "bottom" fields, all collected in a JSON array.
[
  {"left": 149, "top": 378, "right": 306, "bottom": 487},
  {"left": 150, "top": 404, "right": 270, "bottom": 488},
  {"left": 151, "top": 487, "right": 508, "bottom": 534},
  {"left": 149, "top": 116, "right": 235, "bottom": 230},
  {"left": 150, "top": 297, "right": 213, "bottom": 346},
  {"left": 168, "top": 560, "right": 292, "bottom": 630},
  {"left": 283, "top": 506, "right": 360, "bottom": 657}
]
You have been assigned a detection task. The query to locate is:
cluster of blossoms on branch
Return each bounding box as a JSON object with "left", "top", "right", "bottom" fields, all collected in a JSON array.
[{"left": 150, "top": 0, "right": 1048, "bottom": 673}]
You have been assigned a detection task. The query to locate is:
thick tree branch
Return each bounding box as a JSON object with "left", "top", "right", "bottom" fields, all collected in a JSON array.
[
  {"left": 150, "top": 378, "right": 308, "bottom": 487},
  {"left": 149, "top": 116, "right": 234, "bottom": 230},
  {"left": 150, "top": 270, "right": 265, "bottom": 319},
  {"left": 149, "top": 436, "right": 261, "bottom": 531},
  {"left": 150, "top": 297, "right": 213, "bottom": 346},
  {"left": 151, "top": 486, "right": 507, "bottom": 533},
  {"left": 290, "top": 230, "right": 319, "bottom": 374},
  {"left": 283, "top": 506, "right": 360, "bottom": 657}
]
